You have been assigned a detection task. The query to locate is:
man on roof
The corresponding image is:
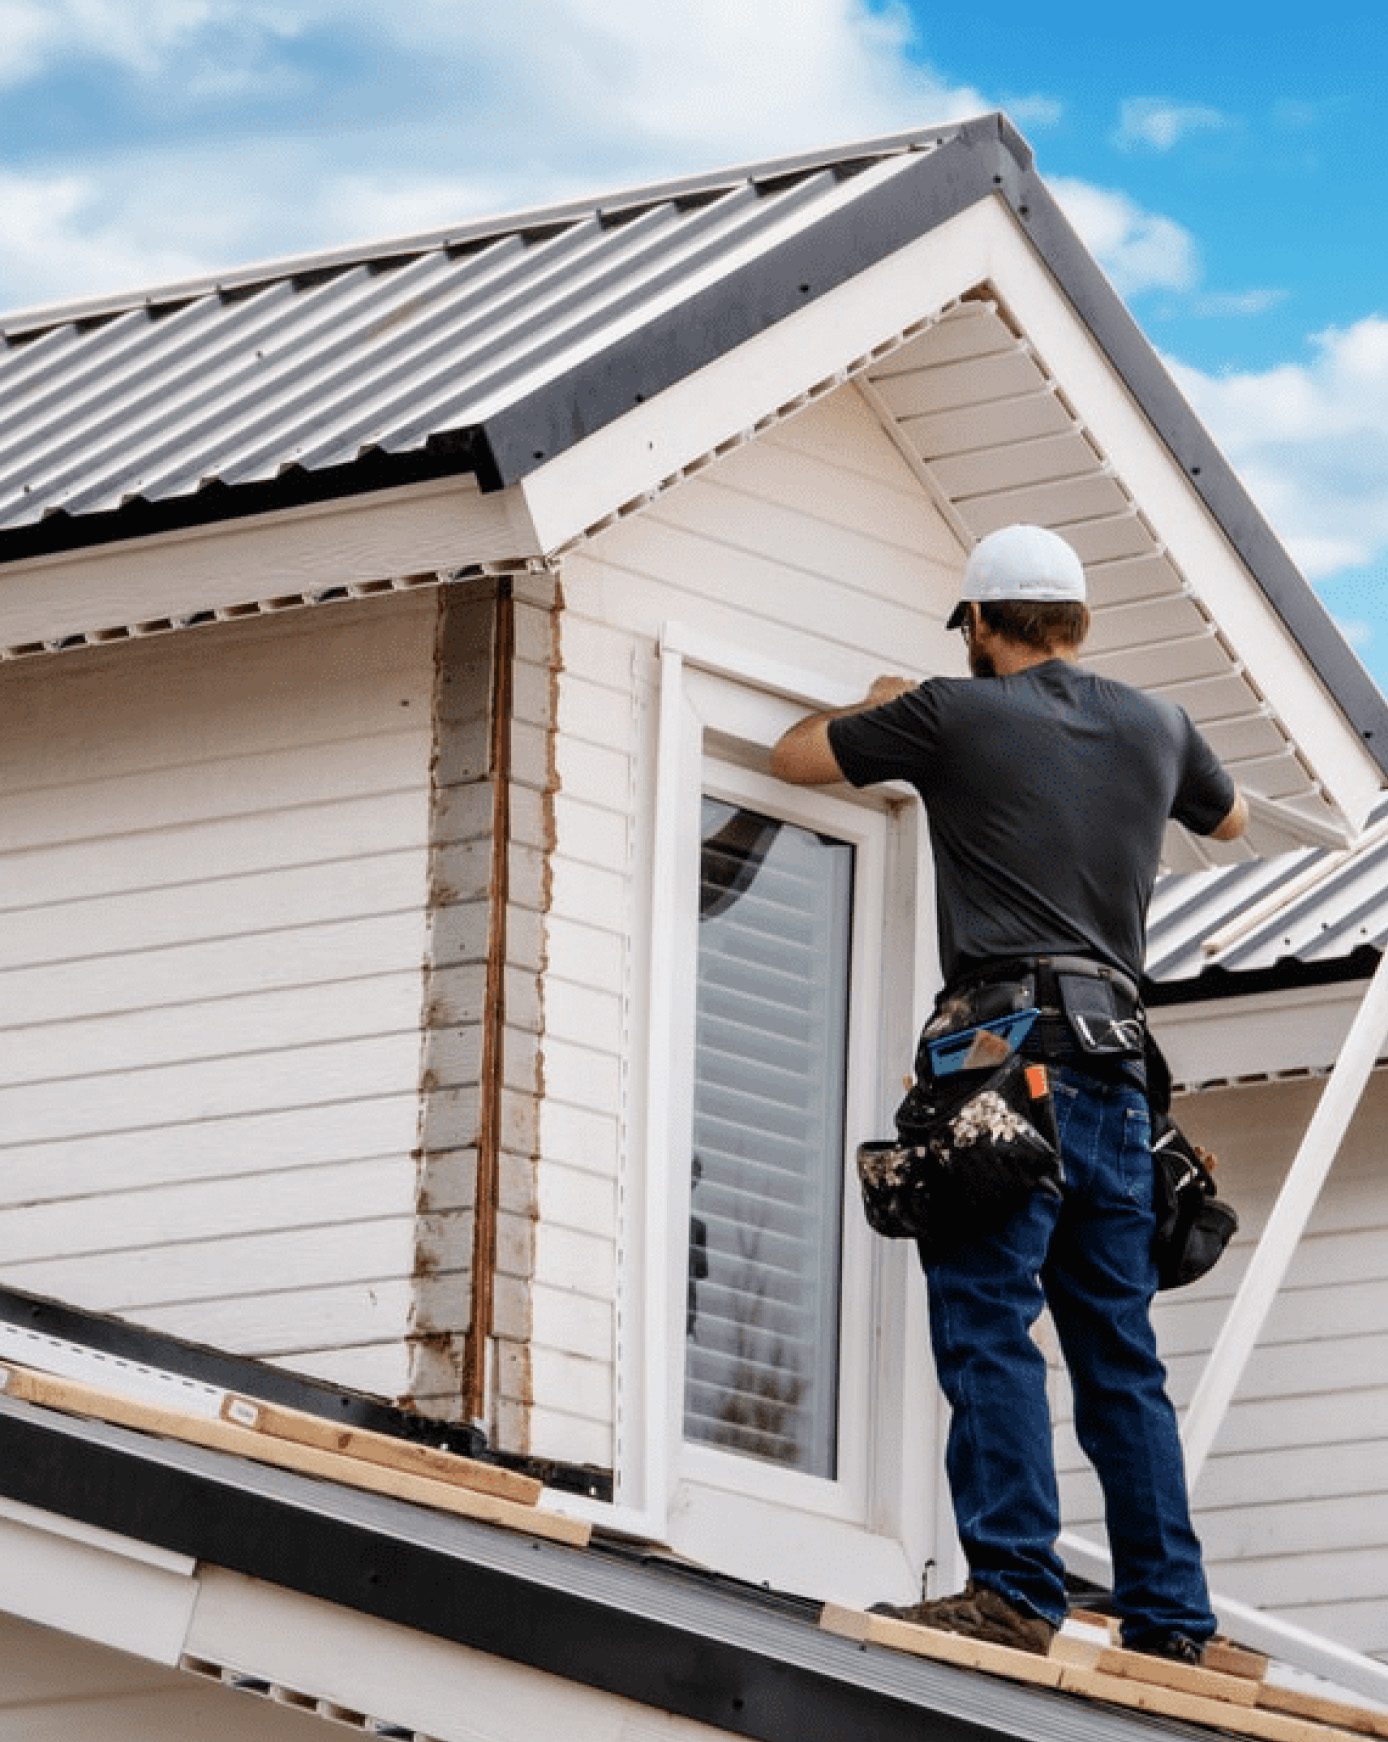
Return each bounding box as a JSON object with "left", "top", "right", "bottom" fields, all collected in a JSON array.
[{"left": 770, "top": 522, "right": 1247, "bottom": 1664}]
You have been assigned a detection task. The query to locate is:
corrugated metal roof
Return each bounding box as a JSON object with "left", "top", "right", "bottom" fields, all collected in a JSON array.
[
  {"left": 4, "top": 108, "right": 1385, "bottom": 792},
  {"left": 1147, "top": 794, "right": 1388, "bottom": 983},
  {"left": 0, "top": 134, "right": 942, "bottom": 537}
]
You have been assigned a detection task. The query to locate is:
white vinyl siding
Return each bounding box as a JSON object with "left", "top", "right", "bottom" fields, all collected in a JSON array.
[
  {"left": 0, "top": 593, "right": 439, "bottom": 1397},
  {"left": 540, "top": 383, "right": 959, "bottom": 1545},
  {"left": 1053, "top": 1069, "right": 1388, "bottom": 1660}
]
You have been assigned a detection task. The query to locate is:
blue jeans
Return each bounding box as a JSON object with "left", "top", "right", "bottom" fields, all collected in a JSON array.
[{"left": 921, "top": 1064, "right": 1216, "bottom": 1646}]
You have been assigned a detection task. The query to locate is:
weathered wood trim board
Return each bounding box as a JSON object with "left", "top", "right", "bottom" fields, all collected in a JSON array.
[
  {"left": 821, "top": 1603, "right": 1388, "bottom": 1742},
  {"left": 0, "top": 1364, "right": 586, "bottom": 1547}
]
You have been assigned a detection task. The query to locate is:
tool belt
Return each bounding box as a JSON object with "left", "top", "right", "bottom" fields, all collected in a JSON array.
[{"left": 854, "top": 956, "right": 1237, "bottom": 1285}]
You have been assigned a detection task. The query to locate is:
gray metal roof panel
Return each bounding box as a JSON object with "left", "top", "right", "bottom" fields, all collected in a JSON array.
[
  {"left": 3, "top": 110, "right": 1386, "bottom": 777},
  {"left": 1147, "top": 796, "right": 1388, "bottom": 985},
  {"left": 0, "top": 151, "right": 922, "bottom": 533}
]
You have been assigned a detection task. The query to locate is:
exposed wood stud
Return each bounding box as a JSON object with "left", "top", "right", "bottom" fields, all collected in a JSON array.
[{"left": 461, "top": 581, "right": 514, "bottom": 1425}]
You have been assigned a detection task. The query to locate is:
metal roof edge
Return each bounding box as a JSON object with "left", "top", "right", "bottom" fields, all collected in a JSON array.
[
  {"left": 0, "top": 1282, "right": 610, "bottom": 1500},
  {"left": 1143, "top": 944, "right": 1382, "bottom": 1008},
  {"left": 995, "top": 154, "right": 1388, "bottom": 779},
  {"left": 0, "top": 1397, "right": 1183, "bottom": 1742},
  {"left": 0, "top": 116, "right": 986, "bottom": 341},
  {"left": 475, "top": 115, "right": 1007, "bottom": 484}
]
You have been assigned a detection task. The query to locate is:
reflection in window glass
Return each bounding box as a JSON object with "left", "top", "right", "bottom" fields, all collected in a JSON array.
[{"left": 684, "top": 797, "right": 854, "bottom": 1478}]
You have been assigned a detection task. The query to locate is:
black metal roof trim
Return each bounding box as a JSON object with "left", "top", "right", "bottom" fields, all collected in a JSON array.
[
  {"left": 0, "top": 432, "right": 500, "bottom": 567},
  {"left": 0, "top": 1396, "right": 1183, "bottom": 1742},
  {"left": 0, "top": 1282, "right": 483, "bottom": 1451},
  {"left": 474, "top": 120, "right": 999, "bottom": 485},
  {"left": 0, "top": 1283, "right": 613, "bottom": 1498},
  {"left": 1143, "top": 943, "right": 1381, "bottom": 1008},
  {"left": 994, "top": 150, "right": 1388, "bottom": 771},
  {"left": 467, "top": 113, "right": 1388, "bottom": 776}
]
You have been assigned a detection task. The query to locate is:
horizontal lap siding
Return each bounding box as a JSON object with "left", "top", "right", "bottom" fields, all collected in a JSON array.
[
  {"left": 531, "top": 388, "right": 962, "bottom": 1469},
  {"left": 0, "top": 594, "right": 440, "bottom": 1395},
  {"left": 1052, "top": 1070, "right": 1388, "bottom": 1659}
]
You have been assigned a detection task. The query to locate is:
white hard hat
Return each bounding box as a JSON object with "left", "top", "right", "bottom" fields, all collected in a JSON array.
[{"left": 946, "top": 524, "right": 1087, "bottom": 629}]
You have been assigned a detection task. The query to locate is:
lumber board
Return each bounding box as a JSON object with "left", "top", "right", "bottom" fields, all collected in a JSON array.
[
  {"left": 821, "top": 1603, "right": 1382, "bottom": 1742},
  {"left": 1207, "top": 1641, "right": 1274, "bottom": 1681},
  {"left": 1057, "top": 1665, "right": 1365, "bottom": 1742},
  {"left": 819, "top": 1604, "right": 1065, "bottom": 1689},
  {"left": 1049, "top": 1632, "right": 1104, "bottom": 1669},
  {"left": 0, "top": 1364, "right": 588, "bottom": 1548},
  {"left": 1096, "top": 1643, "right": 1261, "bottom": 1707},
  {"left": 1258, "top": 1684, "right": 1388, "bottom": 1739},
  {"left": 1068, "top": 1607, "right": 1119, "bottom": 1640},
  {"left": 219, "top": 1394, "right": 541, "bottom": 1506}
]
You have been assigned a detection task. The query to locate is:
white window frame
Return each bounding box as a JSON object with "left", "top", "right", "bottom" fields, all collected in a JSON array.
[{"left": 610, "top": 621, "right": 949, "bottom": 1601}]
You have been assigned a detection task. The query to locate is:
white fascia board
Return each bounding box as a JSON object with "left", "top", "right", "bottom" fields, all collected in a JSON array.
[
  {"left": 517, "top": 200, "right": 1001, "bottom": 554},
  {"left": 186, "top": 1566, "right": 735, "bottom": 1742},
  {"left": 0, "top": 474, "right": 541, "bottom": 652},
  {"left": 973, "top": 202, "right": 1381, "bottom": 838},
  {"left": 1152, "top": 980, "right": 1374, "bottom": 1088},
  {"left": 0, "top": 1509, "right": 198, "bottom": 1666}
]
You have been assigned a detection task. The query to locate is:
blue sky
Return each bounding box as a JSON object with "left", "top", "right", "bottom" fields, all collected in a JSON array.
[{"left": 2, "top": 1, "right": 1384, "bottom": 691}]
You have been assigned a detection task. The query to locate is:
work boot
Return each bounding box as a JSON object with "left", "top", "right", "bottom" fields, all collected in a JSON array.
[
  {"left": 869, "top": 1578, "right": 1057, "bottom": 1656},
  {"left": 1127, "top": 1631, "right": 1205, "bottom": 1666}
]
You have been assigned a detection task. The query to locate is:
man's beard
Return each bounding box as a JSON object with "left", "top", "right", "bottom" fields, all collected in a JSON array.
[{"left": 967, "top": 645, "right": 997, "bottom": 679}]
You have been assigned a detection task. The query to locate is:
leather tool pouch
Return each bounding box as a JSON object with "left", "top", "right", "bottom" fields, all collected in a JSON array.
[
  {"left": 856, "top": 994, "right": 1061, "bottom": 1255},
  {"left": 1056, "top": 970, "right": 1145, "bottom": 1057}
]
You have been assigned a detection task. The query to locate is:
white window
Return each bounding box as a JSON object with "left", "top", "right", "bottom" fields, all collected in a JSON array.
[
  {"left": 627, "top": 629, "right": 949, "bottom": 1604},
  {"left": 684, "top": 789, "right": 854, "bottom": 1480}
]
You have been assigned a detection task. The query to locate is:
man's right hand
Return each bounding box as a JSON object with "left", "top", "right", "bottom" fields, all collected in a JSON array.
[{"left": 866, "top": 675, "right": 918, "bottom": 706}]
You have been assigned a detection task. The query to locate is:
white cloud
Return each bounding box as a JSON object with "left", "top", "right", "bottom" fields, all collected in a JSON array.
[
  {"left": 0, "top": 0, "right": 226, "bottom": 85},
  {"left": 998, "top": 94, "right": 1064, "bottom": 128},
  {"left": 0, "top": 168, "right": 206, "bottom": 313},
  {"left": 1168, "top": 319, "right": 1388, "bottom": 582},
  {"left": 0, "top": 0, "right": 1075, "bottom": 314},
  {"left": 1191, "top": 288, "right": 1289, "bottom": 318},
  {"left": 1049, "top": 177, "right": 1201, "bottom": 297},
  {"left": 1333, "top": 616, "right": 1374, "bottom": 652},
  {"left": 1116, "top": 97, "right": 1230, "bottom": 152}
]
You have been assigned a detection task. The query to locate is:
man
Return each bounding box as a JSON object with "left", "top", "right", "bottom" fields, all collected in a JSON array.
[{"left": 769, "top": 523, "right": 1246, "bottom": 1664}]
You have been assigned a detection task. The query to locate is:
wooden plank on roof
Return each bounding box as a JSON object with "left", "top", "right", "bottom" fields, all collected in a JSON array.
[
  {"left": 1094, "top": 1642, "right": 1261, "bottom": 1706},
  {"left": 1057, "top": 1663, "right": 1366, "bottom": 1741},
  {"left": 1257, "top": 1682, "right": 1388, "bottom": 1738},
  {"left": 219, "top": 1394, "right": 541, "bottom": 1505},
  {"left": 0, "top": 1363, "right": 588, "bottom": 1547},
  {"left": 819, "top": 1602, "right": 1065, "bottom": 1689}
]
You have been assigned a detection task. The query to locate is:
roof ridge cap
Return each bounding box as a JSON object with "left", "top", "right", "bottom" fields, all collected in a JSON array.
[{"left": 0, "top": 112, "right": 1006, "bottom": 343}]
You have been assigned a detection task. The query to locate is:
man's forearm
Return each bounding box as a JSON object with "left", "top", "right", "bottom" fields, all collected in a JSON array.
[{"left": 769, "top": 676, "right": 916, "bottom": 786}]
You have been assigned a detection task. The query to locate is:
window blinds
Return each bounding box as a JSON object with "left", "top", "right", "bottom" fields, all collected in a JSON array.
[{"left": 684, "top": 797, "right": 854, "bottom": 1478}]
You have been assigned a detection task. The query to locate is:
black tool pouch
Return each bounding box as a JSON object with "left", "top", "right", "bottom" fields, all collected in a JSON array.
[
  {"left": 1142, "top": 1030, "right": 1238, "bottom": 1289},
  {"left": 1055, "top": 971, "right": 1145, "bottom": 1057},
  {"left": 856, "top": 1044, "right": 1061, "bottom": 1256},
  {"left": 1151, "top": 1115, "right": 1238, "bottom": 1289}
]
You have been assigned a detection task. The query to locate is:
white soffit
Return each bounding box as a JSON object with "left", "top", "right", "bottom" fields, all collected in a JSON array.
[{"left": 856, "top": 283, "right": 1372, "bottom": 867}]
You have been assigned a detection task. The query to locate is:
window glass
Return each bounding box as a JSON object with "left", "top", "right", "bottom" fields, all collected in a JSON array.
[{"left": 684, "top": 796, "right": 854, "bottom": 1478}]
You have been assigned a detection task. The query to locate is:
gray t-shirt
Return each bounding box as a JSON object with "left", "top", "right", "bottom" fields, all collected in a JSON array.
[{"left": 827, "top": 659, "right": 1236, "bottom": 984}]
